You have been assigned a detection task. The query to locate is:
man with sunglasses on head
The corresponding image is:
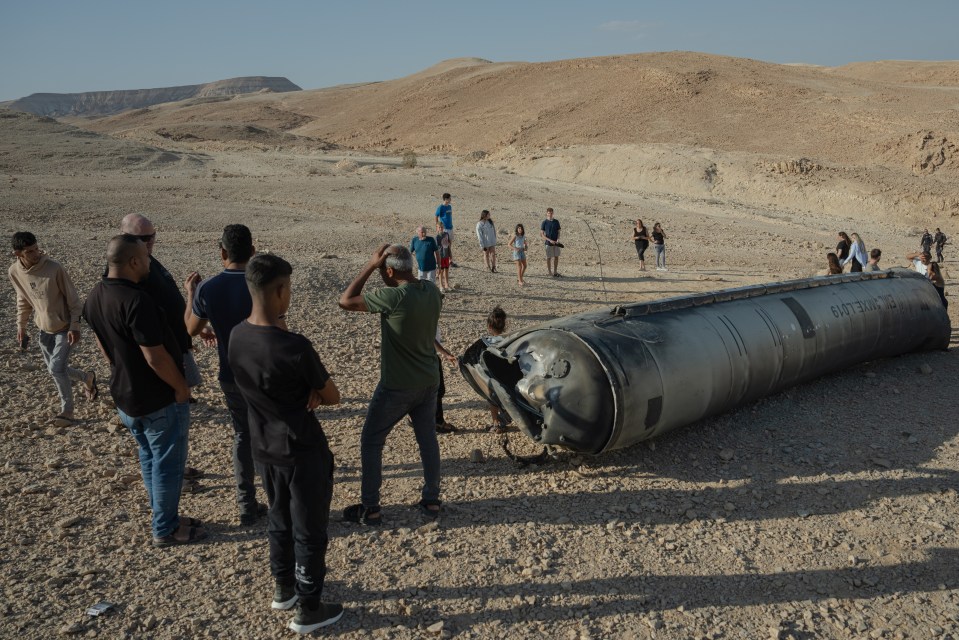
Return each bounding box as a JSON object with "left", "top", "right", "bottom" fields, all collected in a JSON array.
[{"left": 120, "top": 213, "right": 205, "bottom": 485}]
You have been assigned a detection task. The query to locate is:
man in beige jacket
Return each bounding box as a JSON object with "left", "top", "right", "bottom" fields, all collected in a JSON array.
[{"left": 8, "top": 232, "right": 96, "bottom": 426}]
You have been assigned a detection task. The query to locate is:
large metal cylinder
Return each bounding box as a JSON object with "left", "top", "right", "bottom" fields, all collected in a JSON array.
[{"left": 460, "top": 269, "right": 950, "bottom": 454}]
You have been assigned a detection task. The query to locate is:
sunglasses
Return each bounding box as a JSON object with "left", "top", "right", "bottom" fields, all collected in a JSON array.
[{"left": 136, "top": 233, "right": 156, "bottom": 242}]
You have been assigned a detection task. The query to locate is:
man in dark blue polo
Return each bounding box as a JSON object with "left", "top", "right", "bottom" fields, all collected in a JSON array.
[{"left": 184, "top": 224, "right": 264, "bottom": 525}]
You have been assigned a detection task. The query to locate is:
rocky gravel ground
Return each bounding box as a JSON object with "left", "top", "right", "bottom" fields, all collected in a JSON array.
[{"left": 0, "top": 132, "right": 957, "bottom": 638}]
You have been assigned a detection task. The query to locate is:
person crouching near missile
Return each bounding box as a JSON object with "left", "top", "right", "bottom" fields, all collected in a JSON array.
[
  {"left": 826, "top": 252, "right": 843, "bottom": 275},
  {"left": 484, "top": 306, "right": 510, "bottom": 433},
  {"left": 866, "top": 248, "right": 882, "bottom": 271},
  {"left": 227, "top": 254, "right": 343, "bottom": 634}
]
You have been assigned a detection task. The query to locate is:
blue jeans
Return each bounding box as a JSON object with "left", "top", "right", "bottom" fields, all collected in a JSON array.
[
  {"left": 183, "top": 350, "right": 202, "bottom": 387},
  {"left": 654, "top": 244, "right": 666, "bottom": 268},
  {"left": 38, "top": 330, "right": 86, "bottom": 415},
  {"left": 118, "top": 402, "right": 190, "bottom": 538},
  {"left": 360, "top": 383, "right": 441, "bottom": 507}
]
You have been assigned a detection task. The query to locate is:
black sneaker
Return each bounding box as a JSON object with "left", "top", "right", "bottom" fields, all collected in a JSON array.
[
  {"left": 239, "top": 502, "right": 268, "bottom": 526},
  {"left": 289, "top": 601, "right": 344, "bottom": 634},
  {"left": 272, "top": 581, "right": 298, "bottom": 610},
  {"left": 342, "top": 503, "right": 382, "bottom": 526}
]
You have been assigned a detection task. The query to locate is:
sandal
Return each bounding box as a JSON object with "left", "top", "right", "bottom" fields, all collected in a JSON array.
[
  {"left": 342, "top": 504, "right": 382, "bottom": 526},
  {"left": 52, "top": 415, "right": 78, "bottom": 428},
  {"left": 435, "top": 422, "right": 457, "bottom": 434},
  {"left": 183, "top": 466, "right": 204, "bottom": 480},
  {"left": 181, "top": 479, "right": 203, "bottom": 494},
  {"left": 83, "top": 372, "right": 99, "bottom": 401},
  {"left": 418, "top": 499, "right": 442, "bottom": 520},
  {"left": 179, "top": 516, "right": 202, "bottom": 528},
  {"left": 153, "top": 524, "right": 208, "bottom": 547}
]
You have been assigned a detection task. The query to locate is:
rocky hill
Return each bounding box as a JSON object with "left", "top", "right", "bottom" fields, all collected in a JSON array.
[
  {"left": 0, "top": 110, "right": 206, "bottom": 173},
  {"left": 78, "top": 53, "right": 959, "bottom": 220},
  {"left": 6, "top": 76, "right": 301, "bottom": 117}
]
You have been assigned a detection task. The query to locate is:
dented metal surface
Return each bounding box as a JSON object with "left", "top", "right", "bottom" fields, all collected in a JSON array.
[{"left": 460, "top": 269, "right": 951, "bottom": 454}]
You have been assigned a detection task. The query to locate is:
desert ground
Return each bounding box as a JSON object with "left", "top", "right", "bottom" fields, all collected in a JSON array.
[{"left": 1, "top": 52, "right": 957, "bottom": 639}]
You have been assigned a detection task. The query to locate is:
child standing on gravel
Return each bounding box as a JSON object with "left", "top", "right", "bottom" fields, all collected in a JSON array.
[
  {"left": 228, "top": 254, "right": 343, "bottom": 635},
  {"left": 436, "top": 228, "right": 453, "bottom": 292}
]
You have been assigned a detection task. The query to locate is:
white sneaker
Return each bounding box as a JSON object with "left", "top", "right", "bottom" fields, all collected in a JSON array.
[{"left": 272, "top": 582, "right": 298, "bottom": 610}]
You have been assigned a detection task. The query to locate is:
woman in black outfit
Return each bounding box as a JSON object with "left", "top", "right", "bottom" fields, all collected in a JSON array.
[
  {"left": 631, "top": 218, "right": 650, "bottom": 271},
  {"left": 836, "top": 231, "right": 851, "bottom": 263}
]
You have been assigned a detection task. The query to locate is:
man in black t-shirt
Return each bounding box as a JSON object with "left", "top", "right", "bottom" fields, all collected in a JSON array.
[
  {"left": 83, "top": 235, "right": 206, "bottom": 547},
  {"left": 228, "top": 254, "right": 343, "bottom": 634},
  {"left": 120, "top": 213, "right": 205, "bottom": 485}
]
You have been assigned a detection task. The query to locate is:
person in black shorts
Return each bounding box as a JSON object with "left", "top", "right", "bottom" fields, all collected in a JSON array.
[
  {"left": 631, "top": 218, "right": 650, "bottom": 271},
  {"left": 228, "top": 254, "right": 343, "bottom": 635}
]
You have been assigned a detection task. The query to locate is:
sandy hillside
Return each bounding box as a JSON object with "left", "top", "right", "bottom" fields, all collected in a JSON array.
[
  {"left": 0, "top": 54, "right": 958, "bottom": 640},
  {"left": 76, "top": 52, "right": 959, "bottom": 221}
]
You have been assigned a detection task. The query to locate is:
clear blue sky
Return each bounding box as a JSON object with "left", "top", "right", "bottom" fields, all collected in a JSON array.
[{"left": 2, "top": 0, "right": 957, "bottom": 101}]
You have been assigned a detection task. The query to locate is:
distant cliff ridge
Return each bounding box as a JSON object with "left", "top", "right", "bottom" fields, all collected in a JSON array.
[{"left": 7, "top": 76, "right": 301, "bottom": 117}]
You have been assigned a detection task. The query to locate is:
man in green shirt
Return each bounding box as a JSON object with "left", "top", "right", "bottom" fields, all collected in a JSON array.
[{"left": 338, "top": 244, "right": 443, "bottom": 525}]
